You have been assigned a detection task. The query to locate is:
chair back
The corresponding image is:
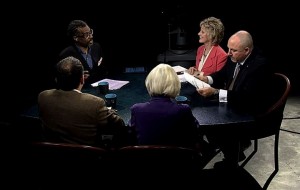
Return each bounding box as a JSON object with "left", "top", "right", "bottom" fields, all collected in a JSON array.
[
  {"left": 261, "top": 73, "right": 291, "bottom": 117},
  {"left": 25, "top": 142, "right": 112, "bottom": 188},
  {"left": 27, "top": 141, "right": 110, "bottom": 173},
  {"left": 29, "top": 141, "right": 108, "bottom": 161},
  {"left": 115, "top": 145, "right": 203, "bottom": 179},
  {"left": 118, "top": 145, "right": 201, "bottom": 161},
  {"left": 240, "top": 73, "right": 291, "bottom": 190},
  {"left": 250, "top": 73, "right": 291, "bottom": 138}
]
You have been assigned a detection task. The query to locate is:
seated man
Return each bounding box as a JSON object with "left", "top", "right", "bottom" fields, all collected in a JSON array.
[
  {"left": 196, "top": 30, "right": 273, "bottom": 169},
  {"left": 59, "top": 20, "right": 108, "bottom": 85},
  {"left": 38, "top": 56, "right": 126, "bottom": 148}
]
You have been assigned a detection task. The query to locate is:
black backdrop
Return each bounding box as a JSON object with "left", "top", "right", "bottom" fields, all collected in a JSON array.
[{"left": 2, "top": 2, "right": 299, "bottom": 120}]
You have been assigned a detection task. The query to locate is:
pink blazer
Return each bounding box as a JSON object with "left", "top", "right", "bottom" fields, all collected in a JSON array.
[{"left": 195, "top": 45, "right": 227, "bottom": 75}]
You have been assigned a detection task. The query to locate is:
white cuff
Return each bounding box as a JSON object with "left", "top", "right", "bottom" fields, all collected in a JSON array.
[{"left": 219, "top": 89, "right": 227, "bottom": 102}]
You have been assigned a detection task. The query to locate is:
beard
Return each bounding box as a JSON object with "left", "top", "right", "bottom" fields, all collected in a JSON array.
[{"left": 88, "top": 39, "right": 94, "bottom": 46}]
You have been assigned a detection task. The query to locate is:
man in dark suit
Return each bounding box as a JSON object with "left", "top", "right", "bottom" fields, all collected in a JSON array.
[
  {"left": 196, "top": 30, "right": 273, "bottom": 169},
  {"left": 59, "top": 20, "right": 108, "bottom": 85},
  {"left": 38, "top": 56, "right": 125, "bottom": 147}
]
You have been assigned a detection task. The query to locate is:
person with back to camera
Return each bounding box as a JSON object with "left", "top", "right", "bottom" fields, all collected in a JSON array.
[
  {"left": 188, "top": 17, "right": 227, "bottom": 76},
  {"left": 38, "top": 56, "right": 126, "bottom": 148},
  {"left": 196, "top": 30, "right": 273, "bottom": 169},
  {"left": 59, "top": 20, "right": 108, "bottom": 85},
  {"left": 128, "top": 63, "right": 201, "bottom": 149}
]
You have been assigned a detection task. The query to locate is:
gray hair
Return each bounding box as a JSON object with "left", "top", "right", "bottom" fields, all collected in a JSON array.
[{"left": 56, "top": 56, "right": 83, "bottom": 90}]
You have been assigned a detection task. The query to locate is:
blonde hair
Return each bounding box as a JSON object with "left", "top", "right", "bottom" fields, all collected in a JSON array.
[
  {"left": 145, "top": 63, "right": 181, "bottom": 98},
  {"left": 200, "top": 17, "right": 224, "bottom": 45}
]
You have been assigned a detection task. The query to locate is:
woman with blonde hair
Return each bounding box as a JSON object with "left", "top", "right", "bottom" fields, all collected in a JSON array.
[
  {"left": 128, "top": 63, "right": 199, "bottom": 148},
  {"left": 188, "top": 17, "right": 227, "bottom": 76}
]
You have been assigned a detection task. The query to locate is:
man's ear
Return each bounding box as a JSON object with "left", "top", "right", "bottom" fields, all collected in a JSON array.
[
  {"left": 73, "top": 36, "right": 78, "bottom": 41},
  {"left": 80, "top": 74, "right": 84, "bottom": 84}
]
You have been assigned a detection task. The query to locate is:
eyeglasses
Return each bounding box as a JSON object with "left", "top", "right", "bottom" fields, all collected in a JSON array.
[{"left": 77, "top": 29, "right": 93, "bottom": 39}]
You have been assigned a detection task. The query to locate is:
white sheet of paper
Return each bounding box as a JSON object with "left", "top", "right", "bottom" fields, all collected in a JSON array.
[
  {"left": 91, "top": 78, "right": 129, "bottom": 90},
  {"left": 172, "top": 65, "right": 187, "bottom": 73},
  {"left": 183, "top": 72, "right": 210, "bottom": 89},
  {"left": 172, "top": 65, "right": 188, "bottom": 82}
]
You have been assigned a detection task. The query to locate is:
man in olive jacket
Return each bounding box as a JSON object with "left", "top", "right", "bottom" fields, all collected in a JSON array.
[{"left": 38, "top": 56, "right": 125, "bottom": 147}]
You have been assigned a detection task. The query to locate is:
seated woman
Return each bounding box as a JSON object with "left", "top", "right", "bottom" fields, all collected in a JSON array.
[
  {"left": 188, "top": 17, "right": 227, "bottom": 76},
  {"left": 128, "top": 63, "right": 200, "bottom": 148}
]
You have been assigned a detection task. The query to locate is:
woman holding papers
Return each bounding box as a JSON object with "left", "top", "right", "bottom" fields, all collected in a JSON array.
[
  {"left": 188, "top": 17, "right": 227, "bottom": 76},
  {"left": 128, "top": 64, "right": 200, "bottom": 148}
]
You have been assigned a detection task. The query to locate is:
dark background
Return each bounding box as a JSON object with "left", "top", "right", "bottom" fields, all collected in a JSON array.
[{"left": 2, "top": 2, "right": 299, "bottom": 121}]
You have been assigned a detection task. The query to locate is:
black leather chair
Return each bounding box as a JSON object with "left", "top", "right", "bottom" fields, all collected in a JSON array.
[
  {"left": 114, "top": 145, "right": 204, "bottom": 185},
  {"left": 24, "top": 141, "right": 112, "bottom": 188},
  {"left": 240, "top": 73, "right": 291, "bottom": 190},
  {"left": 28, "top": 141, "right": 108, "bottom": 161}
]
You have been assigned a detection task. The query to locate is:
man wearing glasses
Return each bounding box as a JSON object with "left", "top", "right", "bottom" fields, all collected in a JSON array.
[{"left": 59, "top": 20, "right": 107, "bottom": 85}]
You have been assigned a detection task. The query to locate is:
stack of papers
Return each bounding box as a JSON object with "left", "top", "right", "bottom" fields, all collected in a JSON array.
[
  {"left": 172, "top": 65, "right": 187, "bottom": 82},
  {"left": 183, "top": 72, "right": 210, "bottom": 89},
  {"left": 172, "top": 65, "right": 187, "bottom": 73},
  {"left": 172, "top": 65, "right": 209, "bottom": 88},
  {"left": 91, "top": 79, "right": 129, "bottom": 90}
]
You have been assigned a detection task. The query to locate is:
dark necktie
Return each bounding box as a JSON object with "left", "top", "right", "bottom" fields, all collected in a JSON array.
[{"left": 228, "top": 63, "right": 241, "bottom": 90}]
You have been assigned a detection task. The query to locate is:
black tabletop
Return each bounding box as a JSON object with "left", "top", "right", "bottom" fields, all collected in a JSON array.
[
  {"left": 21, "top": 73, "right": 255, "bottom": 128},
  {"left": 82, "top": 73, "right": 150, "bottom": 124},
  {"left": 179, "top": 82, "right": 255, "bottom": 128}
]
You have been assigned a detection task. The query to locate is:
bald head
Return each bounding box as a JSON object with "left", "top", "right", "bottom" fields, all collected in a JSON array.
[
  {"left": 230, "top": 30, "right": 253, "bottom": 51},
  {"left": 227, "top": 30, "right": 254, "bottom": 63}
]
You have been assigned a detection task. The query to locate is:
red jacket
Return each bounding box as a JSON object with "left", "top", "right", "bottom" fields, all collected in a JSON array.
[{"left": 195, "top": 45, "right": 227, "bottom": 75}]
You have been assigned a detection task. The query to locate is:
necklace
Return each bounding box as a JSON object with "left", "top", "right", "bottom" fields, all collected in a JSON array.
[
  {"left": 203, "top": 46, "right": 213, "bottom": 57},
  {"left": 198, "top": 46, "right": 214, "bottom": 72}
]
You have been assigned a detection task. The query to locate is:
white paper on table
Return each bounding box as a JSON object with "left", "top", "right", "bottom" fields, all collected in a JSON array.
[
  {"left": 172, "top": 65, "right": 187, "bottom": 73},
  {"left": 172, "top": 65, "right": 188, "bottom": 82},
  {"left": 183, "top": 71, "right": 210, "bottom": 89},
  {"left": 91, "top": 78, "right": 129, "bottom": 90}
]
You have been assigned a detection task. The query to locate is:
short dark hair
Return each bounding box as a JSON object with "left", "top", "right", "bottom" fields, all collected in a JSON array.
[
  {"left": 56, "top": 56, "right": 83, "bottom": 90},
  {"left": 67, "top": 20, "right": 88, "bottom": 39}
]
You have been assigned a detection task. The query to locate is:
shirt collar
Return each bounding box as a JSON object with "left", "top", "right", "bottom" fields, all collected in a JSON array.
[
  {"left": 73, "top": 89, "right": 82, "bottom": 93},
  {"left": 239, "top": 52, "right": 251, "bottom": 66}
]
